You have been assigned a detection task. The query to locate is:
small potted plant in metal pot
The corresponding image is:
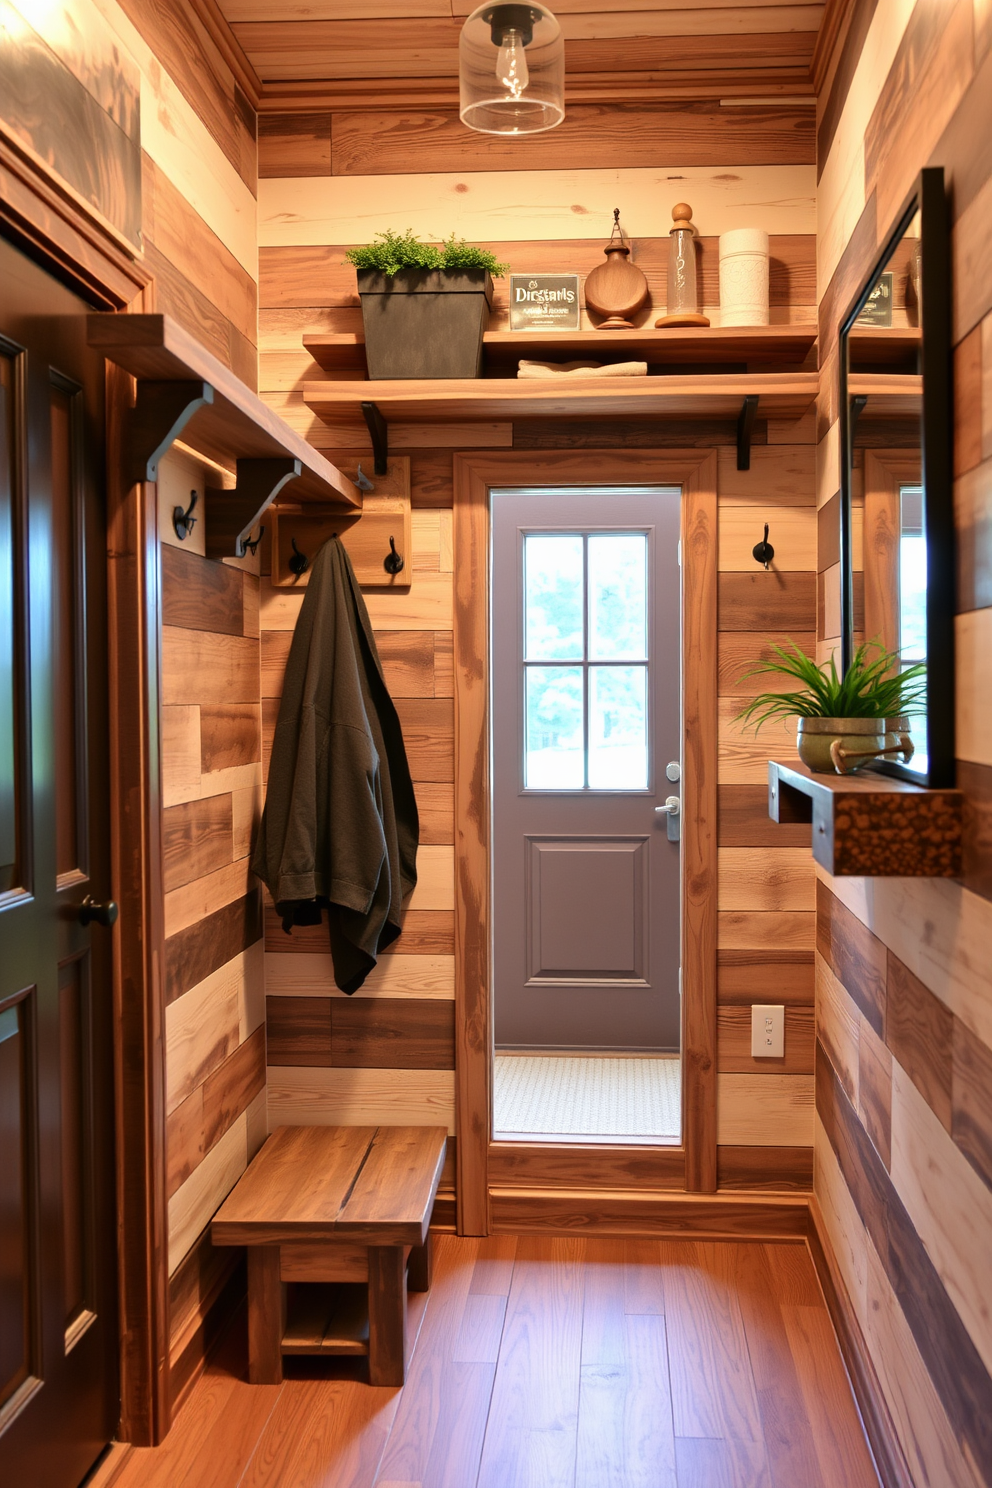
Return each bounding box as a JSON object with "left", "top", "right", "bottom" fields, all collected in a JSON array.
[
  {"left": 736, "top": 640, "right": 926, "bottom": 774},
  {"left": 345, "top": 229, "right": 510, "bottom": 380}
]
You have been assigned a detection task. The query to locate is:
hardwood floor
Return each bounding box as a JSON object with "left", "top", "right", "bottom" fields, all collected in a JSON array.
[{"left": 115, "top": 1235, "right": 880, "bottom": 1488}]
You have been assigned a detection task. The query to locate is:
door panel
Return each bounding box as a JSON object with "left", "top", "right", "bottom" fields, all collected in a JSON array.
[
  {"left": 492, "top": 488, "right": 682, "bottom": 1052},
  {"left": 0, "top": 235, "right": 118, "bottom": 1486}
]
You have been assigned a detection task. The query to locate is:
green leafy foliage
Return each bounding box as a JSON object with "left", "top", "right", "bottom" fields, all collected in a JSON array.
[
  {"left": 345, "top": 230, "right": 510, "bottom": 277},
  {"left": 735, "top": 640, "right": 927, "bottom": 733}
]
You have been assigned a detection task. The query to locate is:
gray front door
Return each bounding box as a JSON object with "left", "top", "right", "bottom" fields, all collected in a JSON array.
[{"left": 491, "top": 487, "right": 682, "bottom": 1051}]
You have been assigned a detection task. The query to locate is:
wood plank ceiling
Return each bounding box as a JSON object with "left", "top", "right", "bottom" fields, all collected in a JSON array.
[{"left": 222, "top": 0, "right": 826, "bottom": 108}]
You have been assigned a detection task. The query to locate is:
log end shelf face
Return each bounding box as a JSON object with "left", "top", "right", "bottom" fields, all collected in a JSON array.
[
  {"left": 87, "top": 313, "right": 360, "bottom": 559},
  {"left": 768, "top": 760, "right": 963, "bottom": 877}
]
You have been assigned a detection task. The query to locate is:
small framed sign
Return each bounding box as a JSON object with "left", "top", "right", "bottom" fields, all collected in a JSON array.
[
  {"left": 856, "top": 270, "right": 894, "bottom": 327},
  {"left": 509, "top": 274, "right": 581, "bottom": 331}
]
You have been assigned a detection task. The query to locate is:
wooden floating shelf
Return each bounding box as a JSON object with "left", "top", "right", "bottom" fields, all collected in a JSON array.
[
  {"left": 768, "top": 760, "right": 962, "bottom": 877},
  {"left": 89, "top": 313, "right": 359, "bottom": 558},
  {"left": 303, "top": 372, "right": 819, "bottom": 427},
  {"left": 849, "top": 371, "right": 922, "bottom": 421},
  {"left": 303, "top": 324, "right": 818, "bottom": 376}
]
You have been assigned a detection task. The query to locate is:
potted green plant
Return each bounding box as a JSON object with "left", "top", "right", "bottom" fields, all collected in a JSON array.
[
  {"left": 345, "top": 230, "right": 510, "bottom": 380},
  {"left": 736, "top": 640, "right": 927, "bottom": 774}
]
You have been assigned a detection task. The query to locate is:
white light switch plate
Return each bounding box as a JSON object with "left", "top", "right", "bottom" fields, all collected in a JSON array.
[{"left": 751, "top": 1004, "right": 785, "bottom": 1058}]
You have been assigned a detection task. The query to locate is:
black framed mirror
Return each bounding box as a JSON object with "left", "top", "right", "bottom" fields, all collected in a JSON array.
[{"left": 839, "top": 166, "right": 954, "bottom": 787}]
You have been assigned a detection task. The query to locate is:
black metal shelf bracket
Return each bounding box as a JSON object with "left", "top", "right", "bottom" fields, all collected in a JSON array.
[
  {"left": 849, "top": 392, "right": 869, "bottom": 437},
  {"left": 362, "top": 401, "right": 389, "bottom": 476},
  {"left": 205, "top": 456, "right": 302, "bottom": 559},
  {"left": 736, "top": 394, "right": 759, "bottom": 472},
  {"left": 129, "top": 380, "right": 214, "bottom": 484}
]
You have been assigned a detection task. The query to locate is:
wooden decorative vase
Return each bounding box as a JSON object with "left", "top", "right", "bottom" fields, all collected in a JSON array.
[{"left": 584, "top": 209, "right": 648, "bottom": 329}]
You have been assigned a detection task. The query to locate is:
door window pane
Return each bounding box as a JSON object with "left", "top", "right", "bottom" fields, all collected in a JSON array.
[
  {"left": 525, "top": 666, "right": 584, "bottom": 788},
  {"left": 588, "top": 533, "right": 647, "bottom": 660},
  {"left": 524, "top": 534, "right": 583, "bottom": 659},
  {"left": 589, "top": 666, "right": 647, "bottom": 788}
]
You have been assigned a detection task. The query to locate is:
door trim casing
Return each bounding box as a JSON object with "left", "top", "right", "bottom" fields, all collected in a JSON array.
[{"left": 453, "top": 451, "right": 719, "bottom": 1234}]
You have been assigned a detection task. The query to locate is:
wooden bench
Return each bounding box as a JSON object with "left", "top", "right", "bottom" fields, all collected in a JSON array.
[{"left": 212, "top": 1124, "right": 447, "bottom": 1386}]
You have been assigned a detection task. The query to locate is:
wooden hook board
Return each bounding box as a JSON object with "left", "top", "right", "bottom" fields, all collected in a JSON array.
[{"left": 270, "top": 457, "right": 411, "bottom": 589}]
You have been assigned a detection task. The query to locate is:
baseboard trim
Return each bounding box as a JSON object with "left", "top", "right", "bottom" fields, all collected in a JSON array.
[
  {"left": 81, "top": 1442, "right": 132, "bottom": 1488},
  {"left": 808, "top": 1197, "right": 916, "bottom": 1488},
  {"left": 489, "top": 1187, "right": 810, "bottom": 1238}
]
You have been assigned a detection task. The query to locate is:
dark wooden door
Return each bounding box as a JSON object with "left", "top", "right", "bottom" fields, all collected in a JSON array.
[
  {"left": 0, "top": 236, "right": 119, "bottom": 1483},
  {"left": 492, "top": 487, "right": 683, "bottom": 1052}
]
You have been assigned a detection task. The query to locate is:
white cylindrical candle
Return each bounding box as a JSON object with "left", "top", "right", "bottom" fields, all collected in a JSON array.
[{"left": 719, "top": 229, "right": 769, "bottom": 326}]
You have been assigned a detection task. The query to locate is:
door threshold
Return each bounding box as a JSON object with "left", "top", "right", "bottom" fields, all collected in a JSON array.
[{"left": 492, "top": 1130, "right": 682, "bottom": 1147}]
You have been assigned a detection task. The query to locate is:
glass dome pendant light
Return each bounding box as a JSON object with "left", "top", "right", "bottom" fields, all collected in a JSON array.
[{"left": 459, "top": 3, "right": 565, "bottom": 136}]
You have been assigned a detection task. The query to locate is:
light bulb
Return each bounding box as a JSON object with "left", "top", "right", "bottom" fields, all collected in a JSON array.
[{"left": 496, "top": 28, "right": 529, "bottom": 99}]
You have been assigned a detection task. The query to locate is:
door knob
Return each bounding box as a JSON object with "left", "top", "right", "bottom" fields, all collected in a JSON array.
[
  {"left": 78, "top": 896, "right": 119, "bottom": 928},
  {"left": 655, "top": 796, "right": 681, "bottom": 816}
]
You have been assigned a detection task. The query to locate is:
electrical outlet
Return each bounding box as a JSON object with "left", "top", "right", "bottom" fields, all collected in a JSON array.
[{"left": 751, "top": 1004, "right": 785, "bottom": 1058}]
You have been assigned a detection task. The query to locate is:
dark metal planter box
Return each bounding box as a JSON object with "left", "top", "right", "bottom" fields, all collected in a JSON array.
[{"left": 357, "top": 269, "right": 494, "bottom": 379}]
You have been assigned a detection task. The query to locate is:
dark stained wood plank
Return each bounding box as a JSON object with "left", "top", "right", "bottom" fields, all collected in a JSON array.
[
  {"left": 167, "top": 1027, "right": 266, "bottom": 1197},
  {"left": 330, "top": 103, "right": 816, "bottom": 177},
  {"left": 716, "top": 1147, "right": 813, "bottom": 1192},
  {"left": 952, "top": 1016, "right": 992, "bottom": 1194},
  {"left": 959, "top": 759, "right": 992, "bottom": 911},
  {"left": 258, "top": 112, "right": 331, "bottom": 177},
  {"left": 368, "top": 1246, "right": 407, "bottom": 1386},
  {"left": 265, "top": 995, "right": 332, "bottom": 1066},
  {"left": 885, "top": 949, "right": 953, "bottom": 1131},
  {"left": 163, "top": 795, "right": 233, "bottom": 893},
  {"left": 200, "top": 703, "right": 261, "bottom": 774},
  {"left": 487, "top": 1142, "right": 684, "bottom": 1193},
  {"left": 718, "top": 1005, "right": 814, "bottom": 1073},
  {"left": 858, "top": 1026, "right": 892, "bottom": 1170},
  {"left": 717, "top": 572, "right": 816, "bottom": 631},
  {"left": 247, "top": 1247, "right": 283, "bottom": 1385},
  {"left": 395, "top": 697, "right": 454, "bottom": 782},
  {"left": 719, "top": 785, "right": 811, "bottom": 847},
  {"left": 816, "top": 0, "right": 878, "bottom": 179},
  {"left": 167, "top": 1228, "right": 242, "bottom": 1415},
  {"left": 331, "top": 996, "right": 455, "bottom": 1070},
  {"left": 145, "top": 240, "right": 258, "bottom": 391},
  {"left": 815, "top": 881, "right": 886, "bottom": 1037},
  {"left": 661, "top": 1240, "right": 763, "bottom": 1441},
  {"left": 263, "top": 903, "right": 455, "bottom": 955},
  {"left": 165, "top": 890, "right": 263, "bottom": 1005},
  {"left": 816, "top": 1041, "right": 992, "bottom": 1471},
  {"left": 717, "top": 951, "right": 814, "bottom": 1007},
  {"left": 162, "top": 545, "right": 245, "bottom": 637}
]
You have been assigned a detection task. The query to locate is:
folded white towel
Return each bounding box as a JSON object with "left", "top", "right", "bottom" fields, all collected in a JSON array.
[{"left": 517, "top": 359, "right": 648, "bottom": 379}]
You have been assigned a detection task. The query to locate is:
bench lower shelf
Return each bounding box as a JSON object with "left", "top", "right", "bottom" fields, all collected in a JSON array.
[{"left": 283, "top": 1282, "right": 369, "bottom": 1356}]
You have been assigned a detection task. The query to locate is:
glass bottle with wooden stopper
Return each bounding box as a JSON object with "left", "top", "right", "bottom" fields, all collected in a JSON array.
[
  {"left": 584, "top": 209, "right": 649, "bottom": 330},
  {"left": 655, "top": 202, "right": 709, "bottom": 328}
]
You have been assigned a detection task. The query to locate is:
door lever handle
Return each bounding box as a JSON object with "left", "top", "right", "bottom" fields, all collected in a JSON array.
[
  {"left": 655, "top": 796, "right": 681, "bottom": 816},
  {"left": 78, "top": 896, "right": 119, "bottom": 928}
]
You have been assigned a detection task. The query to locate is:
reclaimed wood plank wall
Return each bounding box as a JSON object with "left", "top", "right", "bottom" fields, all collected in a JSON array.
[
  {"left": 256, "top": 104, "right": 820, "bottom": 1196},
  {"left": 814, "top": 6, "right": 992, "bottom": 1486},
  {"left": 157, "top": 450, "right": 267, "bottom": 1410},
  {"left": 2, "top": 0, "right": 259, "bottom": 385}
]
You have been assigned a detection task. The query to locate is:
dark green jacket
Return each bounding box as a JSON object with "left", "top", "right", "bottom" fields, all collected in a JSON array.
[{"left": 251, "top": 537, "right": 418, "bottom": 992}]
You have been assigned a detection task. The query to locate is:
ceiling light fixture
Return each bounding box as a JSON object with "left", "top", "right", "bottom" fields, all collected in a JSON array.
[{"left": 459, "top": 3, "right": 565, "bottom": 136}]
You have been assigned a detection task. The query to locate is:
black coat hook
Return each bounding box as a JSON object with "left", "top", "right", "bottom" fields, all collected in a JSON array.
[
  {"left": 289, "top": 536, "right": 309, "bottom": 576},
  {"left": 173, "top": 489, "right": 198, "bottom": 541},
  {"left": 383, "top": 535, "right": 404, "bottom": 575},
  {"left": 243, "top": 525, "right": 264, "bottom": 556},
  {"left": 752, "top": 523, "right": 774, "bottom": 571}
]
